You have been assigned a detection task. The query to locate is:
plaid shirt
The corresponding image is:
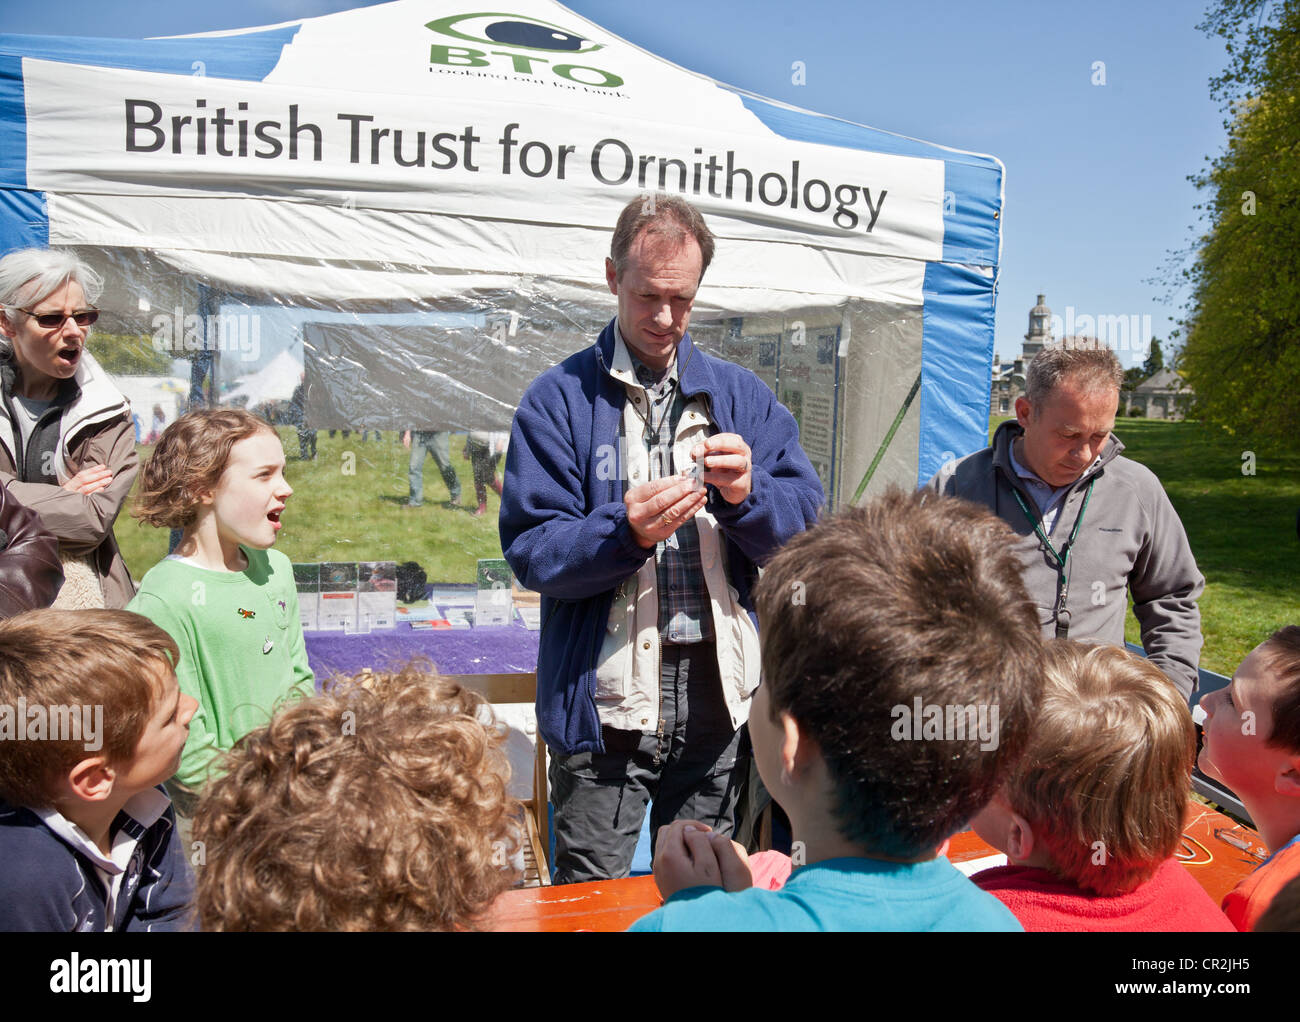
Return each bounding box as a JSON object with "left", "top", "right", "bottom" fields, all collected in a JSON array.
[{"left": 629, "top": 356, "right": 714, "bottom": 644}]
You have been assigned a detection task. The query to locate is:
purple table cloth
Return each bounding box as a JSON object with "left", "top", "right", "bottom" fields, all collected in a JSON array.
[{"left": 305, "top": 622, "right": 539, "bottom": 681}]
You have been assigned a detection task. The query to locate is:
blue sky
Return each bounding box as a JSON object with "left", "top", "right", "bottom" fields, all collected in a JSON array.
[{"left": 0, "top": 0, "right": 1230, "bottom": 367}]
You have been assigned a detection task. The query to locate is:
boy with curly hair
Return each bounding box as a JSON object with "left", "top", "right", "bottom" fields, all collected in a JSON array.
[{"left": 192, "top": 662, "right": 521, "bottom": 931}]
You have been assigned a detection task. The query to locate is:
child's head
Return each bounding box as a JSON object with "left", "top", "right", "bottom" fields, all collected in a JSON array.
[
  {"left": 193, "top": 662, "right": 521, "bottom": 931},
  {"left": 0, "top": 609, "right": 195, "bottom": 809},
  {"left": 752, "top": 488, "right": 1045, "bottom": 860},
  {"left": 134, "top": 409, "right": 289, "bottom": 545},
  {"left": 972, "top": 641, "right": 1193, "bottom": 895},
  {"left": 1199, "top": 625, "right": 1300, "bottom": 819}
]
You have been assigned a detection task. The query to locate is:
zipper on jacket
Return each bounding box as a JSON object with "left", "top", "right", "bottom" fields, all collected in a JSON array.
[
  {"left": 652, "top": 634, "right": 664, "bottom": 765},
  {"left": 586, "top": 607, "right": 604, "bottom": 753}
]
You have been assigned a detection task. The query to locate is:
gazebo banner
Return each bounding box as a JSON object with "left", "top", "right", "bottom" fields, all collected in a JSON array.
[{"left": 0, "top": 0, "right": 1005, "bottom": 499}]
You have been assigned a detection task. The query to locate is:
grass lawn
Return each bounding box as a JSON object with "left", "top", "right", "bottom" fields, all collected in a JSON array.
[
  {"left": 991, "top": 416, "right": 1300, "bottom": 675},
  {"left": 115, "top": 429, "right": 506, "bottom": 588}
]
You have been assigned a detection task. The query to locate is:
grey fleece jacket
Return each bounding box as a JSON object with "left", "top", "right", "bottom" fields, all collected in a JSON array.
[{"left": 925, "top": 421, "right": 1204, "bottom": 699}]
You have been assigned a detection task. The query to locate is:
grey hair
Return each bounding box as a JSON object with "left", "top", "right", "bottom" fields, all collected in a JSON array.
[
  {"left": 1024, "top": 341, "right": 1124, "bottom": 407},
  {"left": 0, "top": 249, "right": 104, "bottom": 325}
]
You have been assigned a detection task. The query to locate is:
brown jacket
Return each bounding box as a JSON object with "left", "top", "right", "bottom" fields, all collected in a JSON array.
[
  {"left": 0, "top": 480, "right": 63, "bottom": 616},
  {"left": 0, "top": 351, "right": 138, "bottom": 609}
]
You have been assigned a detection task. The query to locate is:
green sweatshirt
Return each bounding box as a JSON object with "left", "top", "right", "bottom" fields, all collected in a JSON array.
[{"left": 127, "top": 547, "right": 315, "bottom": 789}]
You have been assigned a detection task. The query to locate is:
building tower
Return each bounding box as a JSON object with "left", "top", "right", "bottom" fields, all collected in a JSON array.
[{"left": 1023, "top": 293, "right": 1052, "bottom": 359}]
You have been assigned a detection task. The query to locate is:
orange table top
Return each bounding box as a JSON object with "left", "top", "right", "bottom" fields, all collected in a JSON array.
[
  {"left": 485, "top": 803, "right": 1265, "bottom": 932},
  {"left": 484, "top": 874, "right": 662, "bottom": 932}
]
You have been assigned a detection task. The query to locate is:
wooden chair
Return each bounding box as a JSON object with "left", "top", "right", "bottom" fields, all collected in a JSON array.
[{"left": 445, "top": 672, "right": 550, "bottom": 886}]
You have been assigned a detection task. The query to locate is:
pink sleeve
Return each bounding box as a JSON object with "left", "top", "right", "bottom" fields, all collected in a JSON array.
[{"left": 748, "top": 850, "right": 794, "bottom": 890}]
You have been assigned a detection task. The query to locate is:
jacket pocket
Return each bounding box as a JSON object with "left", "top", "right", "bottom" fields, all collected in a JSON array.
[{"left": 593, "top": 588, "right": 632, "bottom": 702}]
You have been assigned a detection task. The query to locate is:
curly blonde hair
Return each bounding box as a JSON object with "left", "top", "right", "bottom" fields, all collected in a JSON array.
[{"left": 192, "top": 662, "right": 522, "bottom": 931}]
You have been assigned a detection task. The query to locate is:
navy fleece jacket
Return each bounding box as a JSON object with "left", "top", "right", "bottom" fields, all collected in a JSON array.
[{"left": 499, "top": 320, "right": 823, "bottom": 755}]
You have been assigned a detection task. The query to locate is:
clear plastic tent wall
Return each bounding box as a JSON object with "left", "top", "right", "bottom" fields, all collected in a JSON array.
[{"left": 0, "top": 0, "right": 1004, "bottom": 575}]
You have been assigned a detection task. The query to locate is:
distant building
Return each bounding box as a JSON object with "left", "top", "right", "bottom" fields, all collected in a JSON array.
[
  {"left": 990, "top": 294, "right": 1052, "bottom": 415},
  {"left": 992, "top": 294, "right": 1191, "bottom": 419},
  {"left": 1125, "top": 367, "right": 1192, "bottom": 421},
  {"left": 1022, "top": 293, "right": 1052, "bottom": 360},
  {"left": 990, "top": 358, "right": 1023, "bottom": 416}
]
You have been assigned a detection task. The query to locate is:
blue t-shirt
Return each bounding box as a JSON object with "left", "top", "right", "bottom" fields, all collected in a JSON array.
[{"left": 628, "top": 856, "right": 1023, "bottom": 932}]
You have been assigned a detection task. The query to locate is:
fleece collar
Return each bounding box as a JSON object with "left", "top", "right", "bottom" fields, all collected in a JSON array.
[{"left": 595, "top": 317, "right": 719, "bottom": 409}]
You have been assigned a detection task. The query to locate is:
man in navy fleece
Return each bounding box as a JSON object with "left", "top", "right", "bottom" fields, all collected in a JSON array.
[{"left": 500, "top": 194, "right": 822, "bottom": 884}]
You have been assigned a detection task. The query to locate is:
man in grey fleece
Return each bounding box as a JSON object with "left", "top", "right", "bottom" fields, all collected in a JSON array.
[{"left": 926, "top": 343, "right": 1204, "bottom": 700}]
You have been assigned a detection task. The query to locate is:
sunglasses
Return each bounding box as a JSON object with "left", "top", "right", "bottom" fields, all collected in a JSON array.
[{"left": 16, "top": 307, "right": 100, "bottom": 329}]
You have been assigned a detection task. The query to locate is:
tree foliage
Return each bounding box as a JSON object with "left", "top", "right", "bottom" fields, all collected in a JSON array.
[
  {"left": 1179, "top": 0, "right": 1300, "bottom": 443},
  {"left": 1142, "top": 337, "right": 1165, "bottom": 380},
  {"left": 87, "top": 332, "right": 174, "bottom": 377}
]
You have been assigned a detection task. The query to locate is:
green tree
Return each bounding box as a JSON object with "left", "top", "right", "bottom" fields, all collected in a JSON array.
[
  {"left": 1142, "top": 337, "right": 1165, "bottom": 380},
  {"left": 1179, "top": 0, "right": 1300, "bottom": 443},
  {"left": 87, "top": 332, "right": 174, "bottom": 376}
]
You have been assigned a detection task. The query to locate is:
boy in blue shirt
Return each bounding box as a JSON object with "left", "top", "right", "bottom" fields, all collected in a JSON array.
[
  {"left": 630, "top": 489, "right": 1046, "bottom": 931},
  {"left": 0, "top": 609, "right": 197, "bottom": 931}
]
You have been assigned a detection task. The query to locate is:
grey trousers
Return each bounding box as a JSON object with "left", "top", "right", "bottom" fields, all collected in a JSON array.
[
  {"left": 548, "top": 642, "right": 749, "bottom": 885},
  {"left": 408, "top": 430, "right": 461, "bottom": 505}
]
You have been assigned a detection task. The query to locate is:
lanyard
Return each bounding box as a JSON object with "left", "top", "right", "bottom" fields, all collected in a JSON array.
[
  {"left": 627, "top": 345, "right": 695, "bottom": 479},
  {"left": 1010, "top": 477, "right": 1095, "bottom": 639}
]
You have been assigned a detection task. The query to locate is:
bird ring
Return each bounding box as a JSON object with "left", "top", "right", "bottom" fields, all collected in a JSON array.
[{"left": 662, "top": 513, "right": 674, "bottom": 525}]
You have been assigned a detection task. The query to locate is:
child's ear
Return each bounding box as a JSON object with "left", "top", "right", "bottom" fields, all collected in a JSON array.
[
  {"left": 1275, "top": 754, "right": 1300, "bottom": 799},
  {"left": 66, "top": 756, "right": 116, "bottom": 802},
  {"left": 1004, "top": 809, "right": 1036, "bottom": 862},
  {"left": 779, "top": 710, "right": 818, "bottom": 781}
]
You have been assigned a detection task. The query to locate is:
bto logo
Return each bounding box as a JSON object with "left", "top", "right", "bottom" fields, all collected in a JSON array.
[{"left": 426, "top": 11, "right": 625, "bottom": 88}]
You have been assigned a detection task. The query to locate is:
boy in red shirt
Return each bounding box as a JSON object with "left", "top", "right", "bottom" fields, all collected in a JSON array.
[
  {"left": 1199, "top": 626, "right": 1300, "bottom": 931},
  {"left": 971, "top": 640, "right": 1234, "bottom": 931}
]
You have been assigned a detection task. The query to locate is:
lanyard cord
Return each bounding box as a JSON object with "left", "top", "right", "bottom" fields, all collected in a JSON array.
[
  {"left": 626, "top": 343, "right": 696, "bottom": 479},
  {"left": 1010, "top": 476, "right": 1096, "bottom": 638},
  {"left": 630, "top": 374, "right": 678, "bottom": 450},
  {"left": 1011, "top": 477, "right": 1095, "bottom": 570}
]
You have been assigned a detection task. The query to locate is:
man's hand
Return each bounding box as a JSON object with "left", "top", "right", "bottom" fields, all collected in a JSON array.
[
  {"left": 402, "top": 431, "right": 412, "bottom": 450},
  {"left": 61, "top": 464, "right": 113, "bottom": 496},
  {"left": 692, "top": 434, "right": 752, "bottom": 505},
  {"left": 625, "top": 475, "right": 707, "bottom": 549},
  {"left": 652, "top": 820, "right": 753, "bottom": 900}
]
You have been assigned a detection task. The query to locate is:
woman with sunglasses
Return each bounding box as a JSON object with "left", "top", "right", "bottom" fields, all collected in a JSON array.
[{"left": 0, "top": 248, "right": 137, "bottom": 608}]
